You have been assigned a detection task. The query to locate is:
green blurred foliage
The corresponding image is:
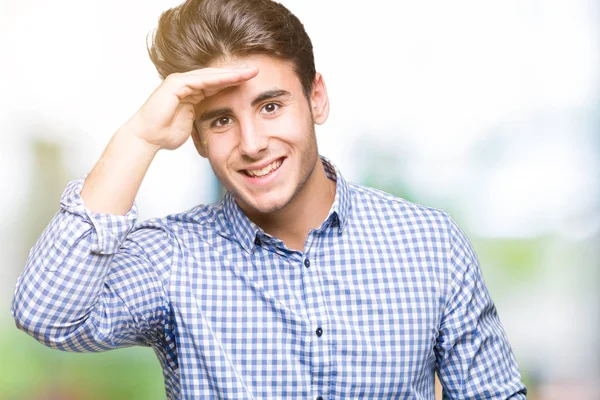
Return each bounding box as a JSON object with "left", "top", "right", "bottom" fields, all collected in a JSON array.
[
  {"left": 0, "top": 324, "right": 164, "bottom": 400},
  {"left": 472, "top": 237, "right": 544, "bottom": 281}
]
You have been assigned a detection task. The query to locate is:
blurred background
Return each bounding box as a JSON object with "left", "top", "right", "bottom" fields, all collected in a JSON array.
[{"left": 1, "top": 0, "right": 598, "bottom": 399}]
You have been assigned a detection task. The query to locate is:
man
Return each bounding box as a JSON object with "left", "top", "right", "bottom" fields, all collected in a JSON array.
[{"left": 11, "top": 0, "right": 527, "bottom": 398}]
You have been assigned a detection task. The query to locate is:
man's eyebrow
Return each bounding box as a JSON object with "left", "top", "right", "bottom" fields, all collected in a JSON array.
[
  {"left": 198, "top": 107, "right": 233, "bottom": 123},
  {"left": 197, "top": 90, "right": 290, "bottom": 123},
  {"left": 251, "top": 89, "right": 291, "bottom": 106}
]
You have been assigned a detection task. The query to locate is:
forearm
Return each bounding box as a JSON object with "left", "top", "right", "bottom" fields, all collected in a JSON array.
[
  {"left": 80, "top": 122, "right": 159, "bottom": 215},
  {"left": 80, "top": 65, "right": 260, "bottom": 215}
]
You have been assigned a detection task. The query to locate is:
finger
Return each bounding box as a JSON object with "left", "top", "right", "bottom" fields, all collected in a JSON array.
[
  {"left": 170, "top": 68, "right": 258, "bottom": 100},
  {"left": 170, "top": 67, "right": 258, "bottom": 86},
  {"left": 180, "top": 94, "right": 205, "bottom": 104},
  {"left": 187, "top": 68, "right": 258, "bottom": 89},
  {"left": 182, "top": 66, "right": 257, "bottom": 76}
]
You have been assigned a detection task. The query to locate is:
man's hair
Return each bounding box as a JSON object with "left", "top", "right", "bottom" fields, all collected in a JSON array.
[{"left": 147, "top": 0, "right": 316, "bottom": 98}]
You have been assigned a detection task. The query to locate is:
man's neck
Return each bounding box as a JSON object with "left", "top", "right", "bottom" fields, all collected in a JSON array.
[{"left": 240, "top": 160, "right": 336, "bottom": 252}]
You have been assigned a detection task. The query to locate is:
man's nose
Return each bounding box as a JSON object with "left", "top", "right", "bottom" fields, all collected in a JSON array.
[{"left": 238, "top": 118, "right": 268, "bottom": 158}]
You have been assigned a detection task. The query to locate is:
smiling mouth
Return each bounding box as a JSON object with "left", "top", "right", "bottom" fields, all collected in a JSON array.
[{"left": 242, "top": 158, "right": 284, "bottom": 178}]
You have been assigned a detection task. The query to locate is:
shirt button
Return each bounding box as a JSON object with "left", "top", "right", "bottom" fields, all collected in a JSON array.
[
  {"left": 304, "top": 258, "right": 311, "bottom": 268},
  {"left": 316, "top": 396, "right": 323, "bottom": 400},
  {"left": 316, "top": 327, "right": 323, "bottom": 337},
  {"left": 254, "top": 237, "right": 261, "bottom": 246}
]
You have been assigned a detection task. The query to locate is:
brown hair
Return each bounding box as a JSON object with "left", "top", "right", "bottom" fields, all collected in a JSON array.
[{"left": 147, "top": 0, "right": 316, "bottom": 98}]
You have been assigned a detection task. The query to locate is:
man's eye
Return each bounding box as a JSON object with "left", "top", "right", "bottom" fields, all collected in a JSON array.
[
  {"left": 212, "top": 116, "right": 232, "bottom": 128},
  {"left": 261, "top": 103, "right": 280, "bottom": 114}
]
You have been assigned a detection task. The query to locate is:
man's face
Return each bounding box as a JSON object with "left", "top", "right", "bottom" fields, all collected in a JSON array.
[{"left": 192, "top": 54, "right": 329, "bottom": 216}]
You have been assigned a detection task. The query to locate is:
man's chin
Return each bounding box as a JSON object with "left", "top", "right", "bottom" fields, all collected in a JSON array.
[
  {"left": 245, "top": 198, "right": 287, "bottom": 215},
  {"left": 236, "top": 192, "right": 290, "bottom": 216}
]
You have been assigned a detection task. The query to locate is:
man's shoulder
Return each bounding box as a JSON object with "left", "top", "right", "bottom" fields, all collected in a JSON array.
[
  {"left": 347, "top": 182, "right": 451, "bottom": 230},
  {"left": 131, "top": 200, "right": 227, "bottom": 240}
]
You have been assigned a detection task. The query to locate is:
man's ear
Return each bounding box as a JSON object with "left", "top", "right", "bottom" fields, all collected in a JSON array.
[
  {"left": 191, "top": 122, "right": 208, "bottom": 158},
  {"left": 310, "top": 72, "right": 330, "bottom": 125}
]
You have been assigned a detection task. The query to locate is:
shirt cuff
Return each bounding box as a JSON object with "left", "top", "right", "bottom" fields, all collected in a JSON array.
[{"left": 59, "top": 174, "right": 139, "bottom": 255}]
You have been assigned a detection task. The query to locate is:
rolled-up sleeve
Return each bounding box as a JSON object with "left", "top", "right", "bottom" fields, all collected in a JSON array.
[
  {"left": 435, "top": 216, "right": 528, "bottom": 399},
  {"left": 11, "top": 175, "right": 173, "bottom": 352}
]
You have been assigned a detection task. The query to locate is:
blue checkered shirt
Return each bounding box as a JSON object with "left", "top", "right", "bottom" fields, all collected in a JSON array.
[{"left": 12, "top": 156, "right": 526, "bottom": 399}]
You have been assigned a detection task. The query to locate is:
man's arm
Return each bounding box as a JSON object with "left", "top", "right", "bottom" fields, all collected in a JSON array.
[
  {"left": 435, "top": 216, "right": 528, "bottom": 399},
  {"left": 11, "top": 179, "right": 173, "bottom": 350},
  {"left": 11, "top": 66, "right": 259, "bottom": 350},
  {"left": 80, "top": 66, "right": 259, "bottom": 216}
]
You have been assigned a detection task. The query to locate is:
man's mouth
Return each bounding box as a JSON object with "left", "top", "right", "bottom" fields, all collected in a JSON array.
[{"left": 242, "top": 158, "right": 284, "bottom": 178}]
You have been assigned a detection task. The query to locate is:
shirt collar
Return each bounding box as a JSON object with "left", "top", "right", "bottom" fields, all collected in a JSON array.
[
  {"left": 223, "top": 155, "right": 351, "bottom": 254},
  {"left": 321, "top": 155, "right": 350, "bottom": 234}
]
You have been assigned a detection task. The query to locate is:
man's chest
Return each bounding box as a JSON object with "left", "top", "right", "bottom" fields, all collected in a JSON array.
[{"left": 166, "top": 235, "right": 443, "bottom": 398}]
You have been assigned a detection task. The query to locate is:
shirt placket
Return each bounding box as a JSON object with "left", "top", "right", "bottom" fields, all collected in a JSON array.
[{"left": 301, "top": 231, "right": 331, "bottom": 400}]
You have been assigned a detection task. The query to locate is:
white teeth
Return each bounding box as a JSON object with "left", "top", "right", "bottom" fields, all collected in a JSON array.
[{"left": 246, "top": 159, "right": 282, "bottom": 177}]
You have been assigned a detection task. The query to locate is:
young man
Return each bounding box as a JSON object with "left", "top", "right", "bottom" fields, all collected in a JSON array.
[{"left": 11, "top": 0, "right": 527, "bottom": 398}]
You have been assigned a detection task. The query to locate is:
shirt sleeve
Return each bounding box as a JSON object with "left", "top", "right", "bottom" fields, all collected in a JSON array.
[
  {"left": 435, "top": 216, "right": 528, "bottom": 399},
  {"left": 10, "top": 175, "right": 173, "bottom": 352}
]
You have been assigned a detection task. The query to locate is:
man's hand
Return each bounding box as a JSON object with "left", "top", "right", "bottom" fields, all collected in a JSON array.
[
  {"left": 80, "top": 66, "right": 258, "bottom": 215},
  {"left": 124, "top": 66, "right": 258, "bottom": 151}
]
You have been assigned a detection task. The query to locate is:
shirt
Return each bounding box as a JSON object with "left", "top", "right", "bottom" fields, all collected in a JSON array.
[{"left": 11, "top": 156, "right": 527, "bottom": 399}]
